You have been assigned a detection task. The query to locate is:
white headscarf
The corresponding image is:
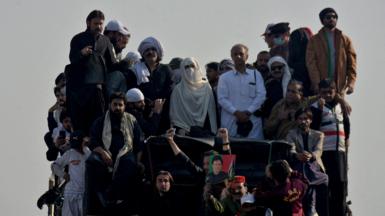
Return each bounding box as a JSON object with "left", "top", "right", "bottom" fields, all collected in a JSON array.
[
  {"left": 267, "top": 56, "right": 292, "bottom": 97},
  {"left": 170, "top": 57, "right": 217, "bottom": 134},
  {"left": 124, "top": 51, "right": 141, "bottom": 64},
  {"left": 132, "top": 62, "right": 150, "bottom": 85}
]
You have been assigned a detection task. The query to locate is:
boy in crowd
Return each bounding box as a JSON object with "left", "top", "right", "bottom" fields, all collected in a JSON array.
[{"left": 310, "top": 79, "right": 350, "bottom": 216}]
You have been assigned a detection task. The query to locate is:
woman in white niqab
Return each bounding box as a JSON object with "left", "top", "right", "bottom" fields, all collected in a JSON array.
[{"left": 170, "top": 57, "right": 217, "bottom": 135}]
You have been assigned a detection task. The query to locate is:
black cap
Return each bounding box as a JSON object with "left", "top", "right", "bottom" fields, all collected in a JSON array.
[
  {"left": 319, "top": 8, "right": 338, "bottom": 22},
  {"left": 269, "top": 22, "right": 290, "bottom": 35}
]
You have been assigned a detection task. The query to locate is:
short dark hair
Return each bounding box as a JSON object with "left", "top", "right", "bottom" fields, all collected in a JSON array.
[
  {"left": 258, "top": 50, "right": 270, "bottom": 56},
  {"left": 294, "top": 107, "right": 313, "bottom": 120},
  {"left": 70, "top": 130, "right": 85, "bottom": 152},
  {"left": 206, "top": 62, "right": 219, "bottom": 71},
  {"left": 86, "top": 10, "right": 105, "bottom": 22},
  {"left": 155, "top": 170, "right": 174, "bottom": 183},
  {"left": 212, "top": 155, "right": 223, "bottom": 164},
  {"left": 319, "top": 8, "right": 338, "bottom": 23},
  {"left": 269, "top": 160, "right": 291, "bottom": 184},
  {"left": 54, "top": 86, "right": 61, "bottom": 95},
  {"left": 318, "top": 79, "right": 336, "bottom": 90},
  {"left": 55, "top": 73, "right": 65, "bottom": 86},
  {"left": 288, "top": 79, "right": 304, "bottom": 94},
  {"left": 109, "top": 92, "right": 127, "bottom": 104},
  {"left": 59, "top": 111, "right": 70, "bottom": 123}
]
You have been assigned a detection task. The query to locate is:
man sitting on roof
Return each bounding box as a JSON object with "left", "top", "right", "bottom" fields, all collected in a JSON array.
[{"left": 86, "top": 92, "right": 143, "bottom": 215}]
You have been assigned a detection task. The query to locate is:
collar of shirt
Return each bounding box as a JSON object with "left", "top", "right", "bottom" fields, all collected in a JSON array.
[{"left": 232, "top": 68, "right": 251, "bottom": 76}]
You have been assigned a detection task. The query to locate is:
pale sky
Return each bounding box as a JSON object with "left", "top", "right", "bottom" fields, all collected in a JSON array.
[{"left": 0, "top": 0, "right": 384, "bottom": 215}]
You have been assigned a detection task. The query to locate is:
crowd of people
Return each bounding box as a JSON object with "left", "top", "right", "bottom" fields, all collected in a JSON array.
[{"left": 40, "top": 7, "right": 356, "bottom": 216}]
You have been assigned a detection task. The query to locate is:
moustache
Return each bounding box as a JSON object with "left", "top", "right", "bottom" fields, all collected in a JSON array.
[
  {"left": 298, "top": 123, "right": 308, "bottom": 130},
  {"left": 146, "top": 52, "right": 156, "bottom": 57}
]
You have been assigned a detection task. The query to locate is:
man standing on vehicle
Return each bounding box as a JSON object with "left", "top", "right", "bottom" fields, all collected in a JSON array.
[
  {"left": 217, "top": 44, "right": 266, "bottom": 139},
  {"left": 67, "top": 10, "right": 117, "bottom": 135},
  {"left": 306, "top": 8, "right": 357, "bottom": 95},
  {"left": 104, "top": 19, "right": 131, "bottom": 96}
]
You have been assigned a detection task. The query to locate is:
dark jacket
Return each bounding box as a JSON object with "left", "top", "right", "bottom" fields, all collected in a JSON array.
[
  {"left": 126, "top": 63, "right": 173, "bottom": 100},
  {"left": 67, "top": 30, "right": 116, "bottom": 89},
  {"left": 126, "top": 62, "right": 173, "bottom": 134},
  {"left": 262, "top": 78, "right": 284, "bottom": 118},
  {"left": 289, "top": 28, "right": 312, "bottom": 96},
  {"left": 144, "top": 190, "right": 182, "bottom": 216},
  {"left": 126, "top": 107, "right": 161, "bottom": 137},
  {"left": 89, "top": 112, "right": 143, "bottom": 160}
]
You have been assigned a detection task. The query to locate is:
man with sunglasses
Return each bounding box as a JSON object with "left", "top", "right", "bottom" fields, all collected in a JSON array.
[{"left": 306, "top": 8, "right": 357, "bottom": 96}]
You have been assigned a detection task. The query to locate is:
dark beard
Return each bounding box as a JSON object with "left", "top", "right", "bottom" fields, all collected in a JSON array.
[
  {"left": 110, "top": 110, "right": 124, "bottom": 120},
  {"left": 298, "top": 123, "right": 308, "bottom": 131}
]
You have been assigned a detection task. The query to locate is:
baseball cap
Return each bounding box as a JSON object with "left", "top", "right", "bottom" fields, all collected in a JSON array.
[
  {"left": 269, "top": 22, "right": 290, "bottom": 35},
  {"left": 105, "top": 19, "right": 130, "bottom": 36},
  {"left": 261, "top": 23, "right": 275, "bottom": 36}
]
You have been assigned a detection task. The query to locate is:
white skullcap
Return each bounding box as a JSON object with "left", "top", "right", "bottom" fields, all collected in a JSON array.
[
  {"left": 105, "top": 19, "right": 130, "bottom": 36},
  {"left": 125, "top": 88, "right": 144, "bottom": 102}
]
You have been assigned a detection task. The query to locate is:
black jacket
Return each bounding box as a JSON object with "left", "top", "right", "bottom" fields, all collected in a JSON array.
[
  {"left": 126, "top": 107, "right": 161, "bottom": 137},
  {"left": 89, "top": 112, "right": 143, "bottom": 160},
  {"left": 67, "top": 30, "right": 116, "bottom": 89},
  {"left": 126, "top": 63, "right": 173, "bottom": 134}
]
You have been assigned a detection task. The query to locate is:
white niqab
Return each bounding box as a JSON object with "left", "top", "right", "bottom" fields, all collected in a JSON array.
[{"left": 170, "top": 57, "right": 217, "bottom": 134}]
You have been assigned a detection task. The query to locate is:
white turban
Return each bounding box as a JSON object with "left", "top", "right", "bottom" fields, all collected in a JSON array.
[
  {"left": 138, "top": 37, "right": 164, "bottom": 60},
  {"left": 267, "top": 56, "right": 292, "bottom": 97},
  {"left": 125, "top": 88, "right": 144, "bottom": 102}
]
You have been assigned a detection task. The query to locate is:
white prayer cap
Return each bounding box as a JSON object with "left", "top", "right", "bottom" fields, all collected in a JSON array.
[
  {"left": 105, "top": 19, "right": 130, "bottom": 36},
  {"left": 125, "top": 88, "right": 144, "bottom": 102}
]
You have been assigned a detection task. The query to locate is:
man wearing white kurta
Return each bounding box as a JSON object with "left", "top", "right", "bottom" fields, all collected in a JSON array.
[{"left": 218, "top": 44, "right": 266, "bottom": 139}]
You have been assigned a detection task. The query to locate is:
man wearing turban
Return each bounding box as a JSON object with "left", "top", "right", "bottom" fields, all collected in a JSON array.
[{"left": 126, "top": 36, "right": 173, "bottom": 134}]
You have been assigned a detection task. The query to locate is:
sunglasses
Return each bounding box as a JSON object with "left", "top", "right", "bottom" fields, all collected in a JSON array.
[
  {"left": 271, "top": 65, "right": 284, "bottom": 71},
  {"left": 184, "top": 64, "right": 195, "bottom": 69}
]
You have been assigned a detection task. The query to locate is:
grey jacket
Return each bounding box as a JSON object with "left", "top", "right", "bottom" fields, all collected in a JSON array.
[{"left": 286, "top": 128, "right": 325, "bottom": 171}]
